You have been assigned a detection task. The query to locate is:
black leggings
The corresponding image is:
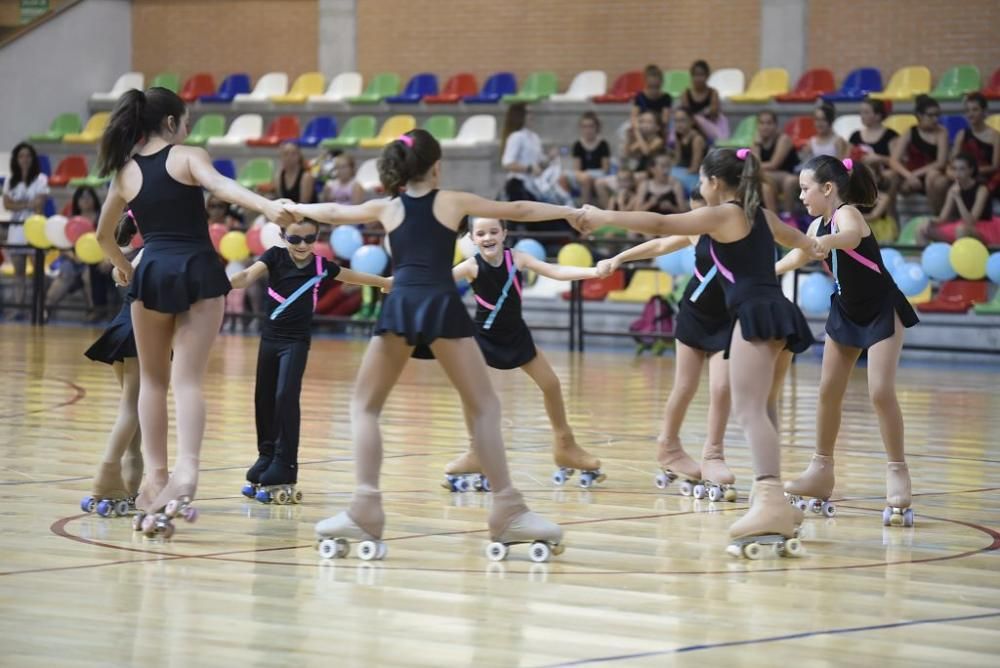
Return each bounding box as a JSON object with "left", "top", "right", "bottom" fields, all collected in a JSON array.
[{"left": 254, "top": 337, "right": 310, "bottom": 463}]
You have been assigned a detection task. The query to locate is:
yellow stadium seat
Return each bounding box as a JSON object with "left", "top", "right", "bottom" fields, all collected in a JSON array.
[
  {"left": 883, "top": 114, "right": 918, "bottom": 135},
  {"left": 358, "top": 115, "right": 417, "bottom": 149},
  {"left": 986, "top": 114, "right": 1000, "bottom": 134},
  {"left": 729, "top": 68, "right": 790, "bottom": 103},
  {"left": 868, "top": 66, "right": 931, "bottom": 102},
  {"left": 271, "top": 72, "right": 325, "bottom": 104},
  {"left": 606, "top": 269, "right": 673, "bottom": 303},
  {"left": 62, "top": 113, "right": 110, "bottom": 144}
]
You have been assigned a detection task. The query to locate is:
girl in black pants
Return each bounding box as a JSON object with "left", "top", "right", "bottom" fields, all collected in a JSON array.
[{"left": 230, "top": 220, "right": 391, "bottom": 503}]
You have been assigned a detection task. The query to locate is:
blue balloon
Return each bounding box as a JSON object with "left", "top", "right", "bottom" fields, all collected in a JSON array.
[
  {"left": 799, "top": 273, "right": 834, "bottom": 316},
  {"left": 986, "top": 252, "right": 1000, "bottom": 284},
  {"left": 655, "top": 249, "right": 687, "bottom": 275},
  {"left": 680, "top": 246, "right": 696, "bottom": 275},
  {"left": 332, "top": 226, "right": 363, "bottom": 260},
  {"left": 351, "top": 244, "right": 389, "bottom": 275},
  {"left": 921, "top": 242, "right": 956, "bottom": 281},
  {"left": 892, "top": 261, "right": 929, "bottom": 296},
  {"left": 514, "top": 238, "right": 546, "bottom": 262},
  {"left": 880, "top": 248, "right": 905, "bottom": 272}
]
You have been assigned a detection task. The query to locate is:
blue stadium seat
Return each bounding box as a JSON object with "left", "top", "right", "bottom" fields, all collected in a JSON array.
[
  {"left": 199, "top": 73, "right": 251, "bottom": 103},
  {"left": 822, "top": 67, "right": 882, "bottom": 102},
  {"left": 385, "top": 73, "right": 438, "bottom": 104},
  {"left": 464, "top": 72, "right": 517, "bottom": 104}
]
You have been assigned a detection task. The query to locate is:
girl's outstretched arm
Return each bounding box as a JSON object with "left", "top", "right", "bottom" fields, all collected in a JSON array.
[
  {"left": 452, "top": 257, "right": 477, "bottom": 283},
  {"left": 517, "top": 251, "right": 599, "bottom": 281},
  {"left": 337, "top": 267, "right": 392, "bottom": 292},
  {"left": 775, "top": 217, "right": 824, "bottom": 275},
  {"left": 581, "top": 204, "right": 721, "bottom": 236},
  {"left": 449, "top": 192, "right": 577, "bottom": 222},
  {"left": 228, "top": 261, "right": 268, "bottom": 289},
  {"left": 762, "top": 208, "right": 825, "bottom": 256},
  {"left": 809, "top": 206, "right": 863, "bottom": 254},
  {"left": 596, "top": 235, "right": 693, "bottom": 277},
  {"left": 289, "top": 199, "right": 388, "bottom": 225}
]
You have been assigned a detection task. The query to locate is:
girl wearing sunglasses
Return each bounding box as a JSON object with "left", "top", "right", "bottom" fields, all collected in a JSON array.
[{"left": 229, "top": 220, "right": 391, "bottom": 504}]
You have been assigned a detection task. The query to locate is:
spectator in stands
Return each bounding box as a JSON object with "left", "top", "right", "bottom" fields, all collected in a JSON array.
[
  {"left": 679, "top": 60, "right": 728, "bottom": 141},
  {"left": 668, "top": 107, "right": 706, "bottom": 194},
  {"left": 633, "top": 152, "right": 687, "bottom": 214},
  {"left": 501, "top": 102, "right": 546, "bottom": 203},
  {"left": 803, "top": 102, "right": 849, "bottom": 160},
  {"left": 45, "top": 186, "right": 102, "bottom": 321},
  {"left": 752, "top": 110, "right": 799, "bottom": 215},
  {"left": 889, "top": 94, "right": 950, "bottom": 214},
  {"left": 321, "top": 153, "right": 365, "bottom": 205},
  {"left": 2, "top": 142, "right": 49, "bottom": 319},
  {"left": 558, "top": 111, "right": 610, "bottom": 206},
  {"left": 273, "top": 141, "right": 315, "bottom": 204},
  {"left": 849, "top": 98, "right": 898, "bottom": 178},
  {"left": 608, "top": 168, "right": 638, "bottom": 212},
  {"left": 950, "top": 92, "right": 1000, "bottom": 201},
  {"left": 631, "top": 64, "right": 672, "bottom": 134},
  {"left": 919, "top": 153, "right": 998, "bottom": 245},
  {"left": 622, "top": 110, "right": 664, "bottom": 175}
]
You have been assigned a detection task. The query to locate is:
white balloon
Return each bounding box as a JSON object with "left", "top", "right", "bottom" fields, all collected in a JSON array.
[
  {"left": 225, "top": 261, "right": 244, "bottom": 278},
  {"left": 260, "top": 222, "right": 285, "bottom": 249},
  {"left": 44, "top": 215, "right": 71, "bottom": 250},
  {"left": 458, "top": 232, "right": 478, "bottom": 258}
]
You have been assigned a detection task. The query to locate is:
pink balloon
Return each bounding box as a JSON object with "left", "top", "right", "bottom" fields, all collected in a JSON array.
[
  {"left": 130, "top": 230, "right": 144, "bottom": 250},
  {"left": 65, "top": 215, "right": 95, "bottom": 245},
  {"left": 246, "top": 226, "right": 265, "bottom": 256},
  {"left": 314, "top": 241, "right": 334, "bottom": 261},
  {"left": 209, "top": 223, "right": 227, "bottom": 251}
]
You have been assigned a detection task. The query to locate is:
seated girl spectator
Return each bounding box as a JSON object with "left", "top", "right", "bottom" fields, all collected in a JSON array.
[
  {"left": 559, "top": 111, "right": 610, "bottom": 206},
  {"left": 920, "top": 153, "right": 998, "bottom": 245},
  {"left": 752, "top": 110, "right": 799, "bottom": 214},
  {"left": 622, "top": 110, "right": 664, "bottom": 174},
  {"left": 608, "top": 168, "right": 638, "bottom": 212},
  {"left": 321, "top": 152, "right": 365, "bottom": 205},
  {"left": 274, "top": 141, "right": 315, "bottom": 204},
  {"left": 668, "top": 107, "right": 706, "bottom": 194},
  {"left": 849, "top": 98, "right": 899, "bottom": 178},
  {"left": 632, "top": 64, "right": 672, "bottom": 133},
  {"left": 45, "top": 186, "right": 102, "bottom": 320},
  {"left": 950, "top": 92, "right": 1000, "bottom": 201},
  {"left": 889, "top": 94, "right": 950, "bottom": 214},
  {"left": 633, "top": 152, "right": 687, "bottom": 214},
  {"left": 803, "top": 102, "right": 849, "bottom": 160},
  {"left": 2, "top": 142, "right": 48, "bottom": 319},
  {"left": 679, "top": 60, "right": 728, "bottom": 141}
]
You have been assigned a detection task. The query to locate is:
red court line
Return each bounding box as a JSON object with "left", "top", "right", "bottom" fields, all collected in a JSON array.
[{"left": 0, "top": 371, "right": 87, "bottom": 420}]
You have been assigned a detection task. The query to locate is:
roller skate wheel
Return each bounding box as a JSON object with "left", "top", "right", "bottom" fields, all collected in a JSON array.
[
  {"left": 552, "top": 470, "right": 567, "bottom": 486},
  {"left": 529, "top": 542, "right": 552, "bottom": 563},
  {"left": 795, "top": 498, "right": 808, "bottom": 512},
  {"left": 724, "top": 488, "right": 737, "bottom": 502},
  {"left": 693, "top": 484, "right": 706, "bottom": 500},
  {"left": 579, "top": 475, "right": 592, "bottom": 489},
  {"left": 255, "top": 490, "right": 271, "bottom": 504},
  {"left": 318, "top": 538, "right": 346, "bottom": 560},
  {"left": 456, "top": 477, "right": 472, "bottom": 493},
  {"left": 708, "top": 486, "right": 722, "bottom": 502},
  {"left": 889, "top": 509, "right": 904, "bottom": 527},
  {"left": 783, "top": 538, "right": 803, "bottom": 557},
  {"left": 679, "top": 480, "right": 693, "bottom": 497},
  {"left": 551, "top": 543, "right": 565, "bottom": 556},
  {"left": 80, "top": 496, "right": 96, "bottom": 513},
  {"left": 293, "top": 489, "right": 304, "bottom": 504},
  {"left": 114, "top": 499, "right": 131, "bottom": 516},
  {"left": 808, "top": 498, "right": 824, "bottom": 514},
  {"left": 726, "top": 544, "right": 742, "bottom": 558},
  {"left": 96, "top": 500, "right": 113, "bottom": 517},
  {"left": 375, "top": 542, "right": 388, "bottom": 560},
  {"left": 358, "top": 540, "right": 383, "bottom": 561},
  {"left": 742, "top": 542, "right": 762, "bottom": 560},
  {"left": 141, "top": 514, "right": 157, "bottom": 534},
  {"left": 594, "top": 472, "right": 607, "bottom": 484},
  {"left": 486, "top": 542, "right": 508, "bottom": 562},
  {"left": 181, "top": 506, "right": 198, "bottom": 523},
  {"left": 654, "top": 473, "right": 668, "bottom": 490},
  {"left": 882, "top": 506, "right": 893, "bottom": 526},
  {"left": 241, "top": 484, "right": 256, "bottom": 498},
  {"left": 481, "top": 477, "right": 491, "bottom": 493},
  {"left": 902, "top": 508, "right": 914, "bottom": 527},
  {"left": 275, "top": 489, "right": 289, "bottom": 505},
  {"left": 821, "top": 502, "right": 836, "bottom": 518},
  {"left": 160, "top": 522, "right": 175, "bottom": 540}
]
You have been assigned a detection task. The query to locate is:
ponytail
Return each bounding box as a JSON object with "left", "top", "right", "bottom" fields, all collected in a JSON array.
[
  {"left": 737, "top": 150, "right": 762, "bottom": 223},
  {"left": 701, "top": 147, "right": 762, "bottom": 224},
  {"left": 98, "top": 87, "right": 187, "bottom": 177},
  {"left": 377, "top": 129, "right": 441, "bottom": 197},
  {"left": 114, "top": 209, "right": 138, "bottom": 247},
  {"left": 802, "top": 155, "right": 878, "bottom": 207}
]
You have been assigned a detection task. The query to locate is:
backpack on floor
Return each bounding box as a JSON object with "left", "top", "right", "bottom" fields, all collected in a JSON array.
[{"left": 629, "top": 295, "right": 674, "bottom": 349}]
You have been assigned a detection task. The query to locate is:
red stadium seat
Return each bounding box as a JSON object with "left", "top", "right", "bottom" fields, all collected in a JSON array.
[
  {"left": 180, "top": 73, "right": 216, "bottom": 103},
  {"left": 246, "top": 116, "right": 301, "bottom": 147},
  {"left": 784, "top": 116, "right": 817, "bottom": 150},
  {"left": 983, "top": 67, "right": 1000, "bottom": 100},
  {"left": 775, "top": 69, "right": 835, "bottom": 103},
  {"left": 48, "top": 155, "right": 88, "bottom": 187},
  {"left": 424, "top": 73, "right": 477, "bottom": 104},
  {"left": 561, "top": 270, "right": 626, "bottom": 301},
  {"left": 916, "top": 280, "right": 989, "bottom": 313},
  {"left": 593, "top": 71, "right": 643, "bottom": 104}
]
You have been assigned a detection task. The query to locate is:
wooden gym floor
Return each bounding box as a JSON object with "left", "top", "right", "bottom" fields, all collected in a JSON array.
[{"left": 0, "top": 324, "right": 998, "bottom": 667}]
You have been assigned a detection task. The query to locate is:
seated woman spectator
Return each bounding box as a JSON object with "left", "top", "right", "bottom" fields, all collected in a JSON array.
[
  {"left": 803, "top": 102, "right": 849, "bottom": 160},
  {"left": 500, "top": 102, "right": 569, "bottom": 205},
  {"left": 668, "top": 107, "right": 706, "bottom": 194},
  {"left": 558, "top": 111, "right": 610, "bottom": 206},
  {"left": 752, "top": 110, "right": 800, "bottom": 214},
  {"left": 274, "top": 141, "right": 315, "bottom": 204},
  {"left": 45, "top": 186, "right": 102, "bottom": 321},
  {"left": 849, "top": 98, "right": 899, "bottom": 179},
  {"left": 633, "top": 152, "right": 687, "bottom": 214},
  {"left": 2, "top": 142, "right": 48, "bottom": 319},
  {"left": 889, "top": 94, "right": 950, "bottom": 214},
  {"left": 321, "top": 152, "right": 365, "bottom": 205},
  {"left": 950, "top": 92, "right": 1000, "bottom": 201},
  {"left": 632, "top": 64, "right": 672, "bottom": 133},
  {"left": 679, "top": 60, "right": 728, "bottom": 142},
  {"left": 919, "top": 153, "right": 998, "bottom": 245}
]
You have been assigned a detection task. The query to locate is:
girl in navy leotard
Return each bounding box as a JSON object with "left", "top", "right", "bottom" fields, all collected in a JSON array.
[
  {"left": 95, "top": 87, "right": 291, "bottom": 537},
  {"left": 288, "top": 129, "right": 570, "bottom": 561},
  {"left": 581, "top": 148, "right": 824, "bottom": 556},
  {"left": 777, "top": 155, "right": 919, "bottom": 527}
]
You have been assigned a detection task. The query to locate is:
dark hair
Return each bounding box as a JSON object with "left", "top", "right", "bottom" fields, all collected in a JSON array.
[
  {"left": 757, "top": 110, "right": 778, "bottom": 124},
  {"left": 98, "top": 87, "right": 187, "bottom": 177},
  {"left": 700, "top": 147, "right": 762, "bottom": 223},
  {"left": 862, "top": 97, "right": 888, "bottom": 121},
  {"left": 964, "top": 92, "right": 987, "bottom": 110},
  {"left": 953, "top": 152, "right": 979, "bottom": 178},
  {"left": 500, "top": 103, "right": 527, "bottom": 157},
  {"left": 71, "top": 186, "right": 102, "bottom": 217},
  {"left": 801, "top": 154, "right": 877, "bottom": 207},
  {"left": 914, "top": 94, "right": 939, "bottom": 116},
  {"left": 378, "top": 129, "right": 441, "bottom": 197},
  {"left": 9, "top": 142, "right": 41, "bottom": 188},
  {"left": 579, "top": 110, "right": 601, "bottom": 132},
  {"left": 115, "top": 209, "right": 138, "bottom": 246},
  {"left": 815, "top": 101, "right": 836, "bottom": 125},
  {"left": 643, "top": 64, "right": 663, "bottom": 81},
  {"left": 690, "top": 60, "right": 710, "bottom": 77},
  {"left": 690, "top": 186, "right": 705, "bottom": 203}
]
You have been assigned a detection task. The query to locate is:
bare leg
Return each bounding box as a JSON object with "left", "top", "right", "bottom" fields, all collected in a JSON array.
[
  {"left": 118, "top": 360, "right": 144, "bottom": 495},
  {"left": 867, "top": 314, "right": 911, "bottom": 511},
  {"left": 767, "top": 350, "right": 793, "bottom": 432},
  {"left": 577, "top": 172, "right": 595, "bottom": 206},
  {"left": 700, "top": 350, "right": 734, "bottom": 486},
  {"left": 816, "top": 337, "right": 862, "bottom": 457},
  {"left": 656, "top": 341, "right": 704, "bottom": 479}
]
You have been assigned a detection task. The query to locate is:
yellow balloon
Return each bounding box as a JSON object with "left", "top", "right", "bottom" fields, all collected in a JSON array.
[
  {"left": 453, "top": 241, "right": 463, "bottom": 266},
  {"left": 220, "top": 230, "right": 250, "bottom": 262},
  {"left": 557, "top": 242, "right": 593, "bottom": 268},
  {"left": 949, "top": 237, "right": 988, "bottom": 280},
  {"left": 74, "top": 232, "right": 104, "bottom": 264},
  {"left": 23, "top": 214, "right": 51, "bottom": 249},
  {"left": 907, "top": 282, "right": 932, "bottom": 305},
  {"left": 44, "top": 249, "right": 60, "bottom": 269}
]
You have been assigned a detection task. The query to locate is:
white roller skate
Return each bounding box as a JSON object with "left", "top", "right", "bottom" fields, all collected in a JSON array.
[
  {"left": 485, "top": 510, "right": 565, "bottom": 563},
  {"left": 784, "top": 454, "right": 836, "bottom": 518},
  {"left": 315, "top": 512, "right": 387, "bottom": 561},
  {"left": 883, "top": 461, "right": 914, "bottom": 527},
  {"left": 697, "top": 451, "right": 738, "bottom": 502},
  {"left": 727, "top": 479, "right": 805, "bottom": 559},
  {"left": 654, "top": 443, "right": 701, "bottom": 496}
]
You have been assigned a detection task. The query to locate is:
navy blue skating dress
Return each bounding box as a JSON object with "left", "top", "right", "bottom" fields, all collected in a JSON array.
[
  {"left": 84, "top": 299, "right": 137, "bottom": 364},
  {"left": 126, "top": 145, "right": 229, "bottom": 313},
  {"left": 374, "top": 190, "right": 475, "bottom": 357},
  {"left": 674, "top": 235, "right": 731, "bottom": 354},
  {"left": 470, "top": 248, "right": 537, "bottom": 369}
]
